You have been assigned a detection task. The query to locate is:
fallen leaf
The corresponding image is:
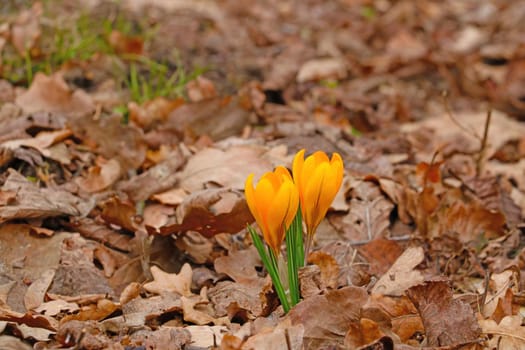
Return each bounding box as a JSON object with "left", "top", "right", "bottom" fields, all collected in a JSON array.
[
  {"left": 214, "top": 247, "right": 261, "bottom": 284},
  {"left": 116, "top": 148, "right": 185, "bottom": 201},
  {"left": 128, "top": 96, "right": 184, "bottom": 130},
  {"left": 288, "top": 286, "right": 368, "bottom": 349},
  {"left": 24, "top": 269, "right": 55, "bottom": 311},
  {"left": 100, "top": 196, "right": 138, "bottom": 232},
  {"left": 15, "top": 73, "right": 95, "bottom": 116},
  {"left": 406, "top": 280, "right": 480, "bottom": 346},
  {"left": 165, "top": 96, "right": 251, "bottom": 141},
  {"left": 181, "top": 295, "right": 215, "bottom": 325},
  {"left": 157, "top": 188, "right": 253, "bottom": 238},
  {"left": 480, "top": 315, "right": 525, "bottom": 350},
  {"left": 187, "top": 76, "right": 218, "bottom": 102},
  {"left": 107, "top": 30, "right": 143, "bottom": 55},
  {"left": 60, "top": 299, "right": 118, "bottom": 323},
  {"left": 242, "top": 319, "right": 304, "bottom": 350},
  {"left": 0, "top": 169, "right": 83, "bottom": 223},
  {"left": 371, "top": 247, "right": 425, "bottom": 296},
  {"left": 178, "top": 145, "right": 273, "bottom": 192},
  {"left": 75, "top": 157, "right": 122, "bottom": 193},
  {"left": 10, "top": 2, "right": 42, "bottom": 55},
  {"left": 143, "top": 264, "right": 193, "bottom": 297},
  {"left": 359, "top": 238, "right": 404, "bottom": 276},
  {"left": 185, "top": 325, "right": 228, "bottom": 348},
  {"left": 0, "top": 335, "right": 32, "bottom": 350},
  {"left": 33, "top": 300, "right": 79, "bottom": 317},
  {"left": 296, "top": 57, "right": 347, "bottom": 83}
]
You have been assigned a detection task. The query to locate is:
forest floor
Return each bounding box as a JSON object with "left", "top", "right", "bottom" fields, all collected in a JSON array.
[{"left": 1, "top": 0, "right": 525, "bottom": 349}]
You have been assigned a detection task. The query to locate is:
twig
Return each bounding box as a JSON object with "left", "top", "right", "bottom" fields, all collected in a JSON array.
[
  {"left": 476, "top": 109, "right": 492, "bottom": 176},
  {"left": 442, "top": 91, "right": 481, "bottom": 140}
]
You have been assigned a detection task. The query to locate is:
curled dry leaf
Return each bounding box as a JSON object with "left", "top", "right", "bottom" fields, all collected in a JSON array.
[
  {"left": 143, "top": 264, "right": 193, "bottom": 297},
  {"left": 60, "top": 299, "right": 118, "bottom": 323},
  {"left": 116, "top": 148, "right": 185, "bottom": 202},
  {"left": 24, "top": 269, "right": 55, "bottom": 311},
  {"left": 0, "top": 129, "right": 73, "bottom": 164},
  {"left": 482, "top": 268, "right": 520, "bottom": 319},
  {"left": 296, "top": 57, "right": 347, "bottom": 83},
  {"left": 75, "top": 157, "right": 122, "bottom": 193},
  {"left": 157, "top": 188, "right": 253, "bottom": 238},
  {"left": 406, "top": 280, "right": 480, "bottom": 347},
  {"left": 0, "top": 170, "right": 82, "bottom": 223},
  {"left": 100, "top": 196, "right": 138, "bottom": 232},
  {"left": 128, "top": 96, "right": 184, "bottom": 130},
  {"left": 33, "top": 299, "right": 79, "bottom": 317},
  {"left": 181, "top": 295, "right": 215, "bottom": 325},
  {"left": 187, "top": 76, "right": 218, "bottom": 102}
]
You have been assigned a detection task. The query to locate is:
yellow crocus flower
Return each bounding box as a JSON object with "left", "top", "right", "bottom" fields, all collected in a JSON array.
[
  {"left": 293, "top": 149, "right": 343, "bottom": 254},
  {"left": 245, "top": 166, "right": 299, "bottom": 255}
]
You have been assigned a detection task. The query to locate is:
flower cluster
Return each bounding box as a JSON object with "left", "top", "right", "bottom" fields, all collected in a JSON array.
[{"left": 244, "top": 149, "right": 344, "bottom": 312}]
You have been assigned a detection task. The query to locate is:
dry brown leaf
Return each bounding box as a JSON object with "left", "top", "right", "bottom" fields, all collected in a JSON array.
[
  {"left": 480, "top": 315, "right": 525, "bottom": 349},
  {"left": 75, "top": 157, "right": 121, "bottom": 193},
  {"left": 70, "top": 113, "right": 146, "bottom": 171},
  {"left": 359, "top": 238, "right": 404, "bottom": 276},
  {"left": 344, "top": 318, "right": 389, "bottom": 349},
  {"left": 128, "top": 96, "right": 184, "bottom": 130},
  {"left": 214, "top": 247, "right": 260, "bottom": 284},
  {"left": 185, "top": 325, "right": 228, "bottom": 348},
  {"left": 482, "top": 268, "right": 520, "bottom": 319},
  {"left": 296, "top": 57, "right": 347, "bottom": 83},
  {"left": 406, "top": 280, "right": 480, "bottom": 347},
  {"left": 429, "top": 201, "right": 506, "bottom": 243},
  {"left": 116, "top": 148, "right": 185, "bottom": 201},
  {"left": 128, "top": 328, "right": 191, "bottom": 350},
  {"left": 208, "top": 278, "right": 274, "bottom": 319},
  {"left": 187, "top": 76, "right": 218, "bottom": 102},
  {"left": 61, "top": 217, "right": 132, "bottom": 252},
  {"left": 33, "top": 300, "right": 79, "bottom": 317},
  {"left": 364, "top": 294, "right": 422, "bottom": 343},
  {"left": 0, "top": 129, "right": 73, "bottom": 163},
  {"left": 10, "top": 2, "right": 42, "bottom": 54},
  {"left": 336, "top": 180, "right": 393, "bottom": 242},
  {"left": 157, "top": 188, "right": 253, "bottom": 238},
  {"left": 151, "top": 188, "right": 188, "bottom": 206},
  {"left": 371, "top": 247, "right": 425, "bottom": 296},
  {"left": 307, "top": 251, "right": 339, "bottom": 290},
  {"left": 100, "top": 196, "right": 137, "bottom": 232},
  {"left": 24, "top": 269, "right": 55, "bottom": 311},
  {"left": 49, "top": 235, "right": 114, "bottom": 297},
  {"left": 288, "top": 286, "right": 368, "bottom": 349},
  {"left": 178, "top": 145, "right": 273, "bottom": 192},
  {"left": 15, "top": 73, "right": 95, "bottom": 116},
  {"left": 107, "top": 30, "right": 143, "bottom": 55},
  {"left": 181, "top": 295, "right": 215, "bottom": 325},
  {"left": 116, "top": 292, "right": 182, "bottom": 329},
  {"left": 0, "top": 170, "right": 83, "bottom": 223},
  {"left": 60, "top": 299, "right": 118, "bottom": 323},
  {"left": 0, "top": 335, "right": 33, "bottom": 350},
  {"left": 242, "top": 319, "right": 304, "bottom": 350},
  {"left": 143, "top": 264, "right": 193, "bottom": 297},
  {"left": 165, "top": 96, "right": 251, "bottom": 141}
]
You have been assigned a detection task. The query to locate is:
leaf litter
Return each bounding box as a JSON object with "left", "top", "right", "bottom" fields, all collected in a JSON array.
[{"left": 1, "top": 0, "right": 525, "bottom": 349}]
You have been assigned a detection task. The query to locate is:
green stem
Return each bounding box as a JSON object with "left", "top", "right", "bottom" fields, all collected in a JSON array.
[
  {"left": 285, "top": 210, "right": 304, "bottom": 306},
  {"left": 248, "top": 226, "right": 290, "bottom": 313}
]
